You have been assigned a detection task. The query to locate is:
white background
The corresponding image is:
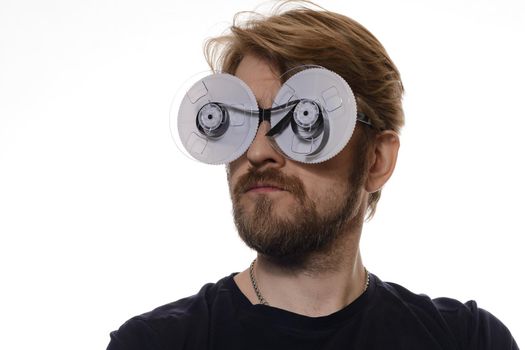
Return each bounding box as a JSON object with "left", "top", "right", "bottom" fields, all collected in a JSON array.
[{"left": 1, "top": 0, "right": 523, "bottom": 349}]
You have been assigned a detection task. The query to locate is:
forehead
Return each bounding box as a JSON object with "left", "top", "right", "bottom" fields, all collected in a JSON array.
[{"left": 234, "top": 54, "right": 282, "bottom": 109}]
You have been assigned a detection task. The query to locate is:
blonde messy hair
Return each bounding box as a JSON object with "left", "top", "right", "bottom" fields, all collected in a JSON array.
[{"left": 204, "top": 1, "right": 404, "bottom": 220}]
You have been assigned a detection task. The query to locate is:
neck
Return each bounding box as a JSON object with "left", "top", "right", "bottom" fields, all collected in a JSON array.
[{"left": 234, "top": 224, "right": 367, "bottom": 317}]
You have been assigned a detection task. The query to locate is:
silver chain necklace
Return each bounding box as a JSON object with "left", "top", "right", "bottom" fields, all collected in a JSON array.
[
  {"left": 249, "top": 259, "right": 270, "bottom": 305},
  {"left": 249, "top": 259, "right": 370, "bottom": 306}
]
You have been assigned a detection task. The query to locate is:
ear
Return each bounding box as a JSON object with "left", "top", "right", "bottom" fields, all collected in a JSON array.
[{"left": 365, "top": 130, "right": 400, "bottom": 193}]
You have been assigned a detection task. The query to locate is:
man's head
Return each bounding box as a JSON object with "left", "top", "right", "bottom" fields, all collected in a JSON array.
[{"left": 204, "top": 1, "right": 404, "bottom": 265}]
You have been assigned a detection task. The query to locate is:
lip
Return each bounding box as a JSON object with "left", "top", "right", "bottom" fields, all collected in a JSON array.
[{"left": 245, "top": 183, "right": 285, "bottom": 193}]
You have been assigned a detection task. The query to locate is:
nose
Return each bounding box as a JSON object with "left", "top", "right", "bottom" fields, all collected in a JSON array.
[{"left": 246, "top": 121, "right": 286, "bottom": 170}]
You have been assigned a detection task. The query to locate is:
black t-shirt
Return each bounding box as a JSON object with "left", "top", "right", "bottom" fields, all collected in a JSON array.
[{"left": 107, "top": 273, "right": 518, "bottom": 349}]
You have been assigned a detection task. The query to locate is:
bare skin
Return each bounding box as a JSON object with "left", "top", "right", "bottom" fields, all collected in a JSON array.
[{"left": 229, "top": 54, "right": 400, "bottom": 317}]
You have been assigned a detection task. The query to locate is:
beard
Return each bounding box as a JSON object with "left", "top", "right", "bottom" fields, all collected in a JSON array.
[{"left": 229, "top": 141, "right": 368, "bottom": 268}]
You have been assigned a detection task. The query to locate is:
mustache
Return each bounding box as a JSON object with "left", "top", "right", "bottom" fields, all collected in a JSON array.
[{"left": 233, "top": 167, "right": 306, "bottom": 201}]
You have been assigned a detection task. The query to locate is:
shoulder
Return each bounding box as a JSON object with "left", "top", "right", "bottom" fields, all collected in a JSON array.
[
  {"left": 431, "top": 298, "right": 518, "bottom": 349},
  {"left": 107, "top": 274, "right": 234, "bottom": 350},
  {"left": 374, "top": 276, "right": 518, "bottom": 349}
]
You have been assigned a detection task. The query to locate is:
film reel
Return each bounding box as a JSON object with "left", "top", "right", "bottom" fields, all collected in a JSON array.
[
  {"left": 269, "top": 67, "right": 358, "bottom": 163},
  {"left": 176, "top": 73, "right": 259, "bottom": 164}
]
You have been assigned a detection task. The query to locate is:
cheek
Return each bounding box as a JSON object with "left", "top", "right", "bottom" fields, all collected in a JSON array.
[
  {"left": 226, "top": 156, "right": 250, "bottom": 197},
  {"left": 299, "top": 170, "right": 350, "bottom": 204},
  {"left": 298, "top": 164, "right": 349, "bottom": 189},
  {"left": 308, "top": 179, "right": 347, "bottom": 202},
  {"left": 226, "top": 157, "right": 243, "bottom": 182}
]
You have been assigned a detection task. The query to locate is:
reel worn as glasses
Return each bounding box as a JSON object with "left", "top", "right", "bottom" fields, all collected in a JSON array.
[
  {"left": 173, "top": 66, "right": 370, "bottom": 165},
  {"left": 175, "top": 73, "right": 259, "bottom": 164}
]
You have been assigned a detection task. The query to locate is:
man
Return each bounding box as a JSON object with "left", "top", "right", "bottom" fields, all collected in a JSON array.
[{"left": 107, "top": 1, "right": 518, "bottom": 349}]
